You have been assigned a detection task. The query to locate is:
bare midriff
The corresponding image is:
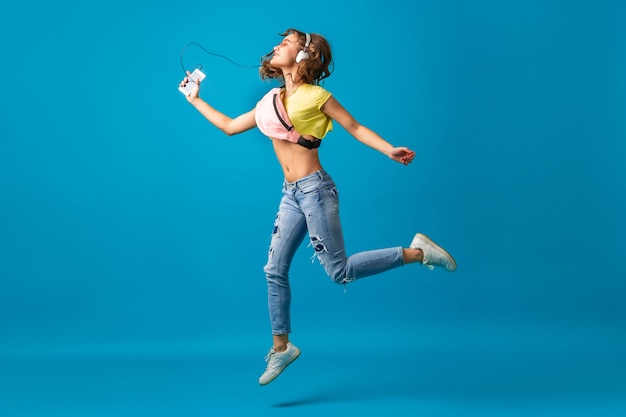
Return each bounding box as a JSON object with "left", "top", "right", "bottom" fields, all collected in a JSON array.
[{"left": 272, "top": 138, "right": 323, "bottom": 183}]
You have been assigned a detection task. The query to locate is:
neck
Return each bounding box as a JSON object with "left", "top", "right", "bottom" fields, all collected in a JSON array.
[{"left": 282, "top": 71, "right": 304, "bottom": 95}]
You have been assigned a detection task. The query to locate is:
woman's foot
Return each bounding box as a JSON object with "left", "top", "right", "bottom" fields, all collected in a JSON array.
[
  {"left": 410, "top": 233, "right": 457, "bottom": 272},
  {"left": 259, "top": 342, "right": 301, "bottom": 385}
]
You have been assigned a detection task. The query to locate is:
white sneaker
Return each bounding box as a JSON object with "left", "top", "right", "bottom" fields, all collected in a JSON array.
[
  {"left": 410, "top": 233, "right": 457, "bottom": 272},
  {"left": 259, "top": 342, "right": 301, "bottom": 385}
]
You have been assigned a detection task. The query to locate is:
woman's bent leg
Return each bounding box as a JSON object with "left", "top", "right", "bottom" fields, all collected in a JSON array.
[{"left": 299, "top": 171, "right": 404, "bottom": 285}]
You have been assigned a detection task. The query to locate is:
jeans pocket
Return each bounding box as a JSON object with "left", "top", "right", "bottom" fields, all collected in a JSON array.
[{"left": 297, "top": 179, "right": 320, "bottom": 194}]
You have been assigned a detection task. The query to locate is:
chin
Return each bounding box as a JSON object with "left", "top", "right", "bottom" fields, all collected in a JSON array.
[{"left": 271, "top": 56, "right": 291, "bottom": 67}]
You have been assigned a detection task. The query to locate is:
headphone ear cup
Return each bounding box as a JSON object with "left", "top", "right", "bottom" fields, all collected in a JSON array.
[{"left": 295, "top": 50, "right": 310, "bottom": 64}]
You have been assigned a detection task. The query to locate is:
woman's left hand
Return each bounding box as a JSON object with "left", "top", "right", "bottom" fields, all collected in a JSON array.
[{"left": 390, "top": 147, "right": 416, "bottom": 165}]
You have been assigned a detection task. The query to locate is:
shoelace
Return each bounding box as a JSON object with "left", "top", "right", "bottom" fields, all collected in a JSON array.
[
  {"left": 264, "top": 347, "right": 276, "bottom": 363},
  {"left": 422, "top": 261, "right": 435, "bottom": 271},
  {"left": 421, "top": 251, "right": 435, "bottom": 270}
]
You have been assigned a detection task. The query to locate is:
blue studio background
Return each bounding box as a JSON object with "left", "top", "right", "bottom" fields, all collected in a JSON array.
[{"left": 1, "top": 0, "right": 625, "bottom": 416}]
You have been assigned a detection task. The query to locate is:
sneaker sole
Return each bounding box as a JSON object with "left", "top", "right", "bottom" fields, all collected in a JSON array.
[
  {"left": 414, "top": 233, "right": 457, "bottom": 272},
  {"left": 259, "top": 350, "right": 301, "bottom": 386}
]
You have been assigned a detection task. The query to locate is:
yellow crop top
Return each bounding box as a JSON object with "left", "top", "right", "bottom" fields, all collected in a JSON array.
[{"left": 282, "top": 84, "right": 333, "bottom": 139}]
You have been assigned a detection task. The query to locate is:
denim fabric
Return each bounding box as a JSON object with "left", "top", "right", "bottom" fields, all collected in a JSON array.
[{"left": 263, "top": 170, "right": 404, "bottom": 335}]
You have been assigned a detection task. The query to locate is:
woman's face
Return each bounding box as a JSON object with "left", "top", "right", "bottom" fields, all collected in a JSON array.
[{"left": 270, "top": 33, "right": 301, "bottom": 67}]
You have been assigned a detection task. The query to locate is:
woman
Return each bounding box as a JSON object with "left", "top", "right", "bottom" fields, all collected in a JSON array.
[{"left": 179, "top": 29, "right": 456, "bottom": 385}]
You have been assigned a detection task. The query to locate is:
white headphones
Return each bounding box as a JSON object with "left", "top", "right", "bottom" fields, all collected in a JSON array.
[{"left": 295, "top": 32, "right": 311, "bottom": 64}]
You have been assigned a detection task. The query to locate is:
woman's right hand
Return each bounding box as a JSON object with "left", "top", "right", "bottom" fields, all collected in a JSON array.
[{"left": 179, "top": 71, "right": 200, "bottom": 101}]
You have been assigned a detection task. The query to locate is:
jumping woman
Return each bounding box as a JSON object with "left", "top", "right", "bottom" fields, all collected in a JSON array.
[{"left": 179, "top": 29, "right": 456, "bottom": 385}]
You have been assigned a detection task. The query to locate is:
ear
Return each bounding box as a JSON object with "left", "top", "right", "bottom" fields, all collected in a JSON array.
[{"left": 295, "top": 49, "right": 310, "bottom": 64}]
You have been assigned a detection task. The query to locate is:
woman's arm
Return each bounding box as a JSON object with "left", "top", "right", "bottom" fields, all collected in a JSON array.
[
  {"left": 321, "top": 96, "right": 415, "bottom": 165},
  {"left": 180, "top": 72, "right": 257, "bottom": 136},
  {"left": 188, "top": 98, "right": 256, "bottom": 136}
]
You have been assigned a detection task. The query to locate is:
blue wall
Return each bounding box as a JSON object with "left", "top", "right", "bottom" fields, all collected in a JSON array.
[{"left": 1, "top": 0, "right": 625, "bottom": 414}]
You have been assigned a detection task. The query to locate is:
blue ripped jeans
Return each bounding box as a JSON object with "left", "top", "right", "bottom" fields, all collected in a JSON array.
[{"left": 263, "top": 169, "right": 404, "bottom": 335}]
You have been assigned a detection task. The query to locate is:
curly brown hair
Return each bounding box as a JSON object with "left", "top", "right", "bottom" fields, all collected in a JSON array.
[{"left": 259, "top": 29, "right": 333, "bottom": 85}]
